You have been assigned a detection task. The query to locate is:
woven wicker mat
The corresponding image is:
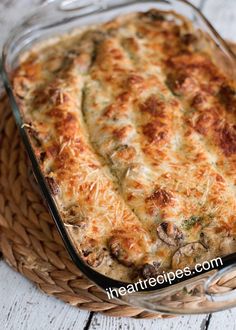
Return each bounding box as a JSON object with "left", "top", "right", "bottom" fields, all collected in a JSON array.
[{"left": 0, "top": 43, "right": 235, "bottom": 319}]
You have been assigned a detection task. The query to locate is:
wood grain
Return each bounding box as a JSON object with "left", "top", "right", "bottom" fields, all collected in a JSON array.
[
  {"left": 0, "top": 263, "right": 90, "bottom": 330},
  {"left": 88, "top": 313, "right": 209, "bottom": 330}
]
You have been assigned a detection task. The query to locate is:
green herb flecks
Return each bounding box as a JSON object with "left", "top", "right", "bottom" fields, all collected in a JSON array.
[{"left": 182, "top": 215, "right": 204, "bottom": 230}]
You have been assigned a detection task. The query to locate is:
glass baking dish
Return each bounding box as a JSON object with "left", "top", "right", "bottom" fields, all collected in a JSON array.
[{"left": 2, "top": 0, "right": 236, "bottom": 315}]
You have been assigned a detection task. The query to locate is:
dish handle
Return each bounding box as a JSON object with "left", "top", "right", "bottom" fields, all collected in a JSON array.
[{"left": 118, "top": 264, "right": 236, "bottom": 314}]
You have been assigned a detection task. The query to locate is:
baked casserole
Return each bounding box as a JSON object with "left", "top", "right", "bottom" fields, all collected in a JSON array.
[{"left": 13, "top": 9, "right": 236, "bottom": 282}]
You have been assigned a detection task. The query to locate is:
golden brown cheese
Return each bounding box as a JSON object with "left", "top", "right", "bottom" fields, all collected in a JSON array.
[{"left": 13, "top": 9, "right": 236, "bottom": 282}]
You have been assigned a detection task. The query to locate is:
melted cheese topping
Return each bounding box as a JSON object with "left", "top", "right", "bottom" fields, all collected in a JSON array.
[{"left": 13, "top": 10, "right": 236, "bottom": 282}]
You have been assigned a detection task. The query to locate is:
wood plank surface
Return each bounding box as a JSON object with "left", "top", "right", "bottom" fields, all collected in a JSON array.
[{"left": 0, "top": 263, "right": 90, "bottom": 330}]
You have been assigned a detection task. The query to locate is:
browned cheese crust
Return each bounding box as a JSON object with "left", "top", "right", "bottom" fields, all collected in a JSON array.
[{"left": 13, "top": 9, "right": 236, "bottom": 282}]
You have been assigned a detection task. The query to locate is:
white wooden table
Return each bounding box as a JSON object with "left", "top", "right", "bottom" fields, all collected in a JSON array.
[{"left": 0, "top": 0, "right": 236, "bottom": 329}]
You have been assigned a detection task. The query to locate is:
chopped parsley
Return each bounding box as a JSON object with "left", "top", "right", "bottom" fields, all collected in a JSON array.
[{"left": 182, "top": 215, "right": 204, "bottom": 230}]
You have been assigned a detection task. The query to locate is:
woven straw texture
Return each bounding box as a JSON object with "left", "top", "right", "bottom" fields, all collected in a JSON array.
[{"left": 0, "top": 43, "right": 236, "bottom": 319}]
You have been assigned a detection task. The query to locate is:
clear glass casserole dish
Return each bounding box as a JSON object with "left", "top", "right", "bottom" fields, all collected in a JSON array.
[{"left": 2, "top": 0, "right": 236, "bottom": 315}]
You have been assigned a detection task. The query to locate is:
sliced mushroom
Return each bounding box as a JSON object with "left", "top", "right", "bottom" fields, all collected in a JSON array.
[
  {"left": 172, "top": 242, "right": 207, "bottom": 270},
  {"left": 84, "top": 30, "right": 106, "bottom": 44},
  {"left": 108, "top": 233, "right": 145, "bottom": 267},
  {"left": 218, "top": 84, "right": 236, "bottom": 112},
  {"left": 109, "top": 236, "right": 133, "bottom": 267},
  {"left": 86, "top": 249, "right": 104, "bottom": 268},
  {"left": 13, "top": 76, "right": 31, "bottom": 98},
  {"left": 45, "top": 176, "right": 60, "bottom": 195},
  {"left": 62, "top": 205, "right": 88, "bottom": 227},
  {"left": 166, "top": 73, "right": 194, "bottom": 96},
  {"left": 39, "top": 151, "right": 46, "bottom": 163},
  {"left": 143, "top": 9, "right": 166, "bottom": 21},
  {"left": 81, "top": 239, "right": 104, "bottom": 268},
  {"left": 157, "top": 222, "right": 184, "bottom": 246},
  {"left": 181, "top": 33, "right": 197, "bottom": 46},
  {"left": 142, "top": 262, "right": 161, "bottom": 279}
]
